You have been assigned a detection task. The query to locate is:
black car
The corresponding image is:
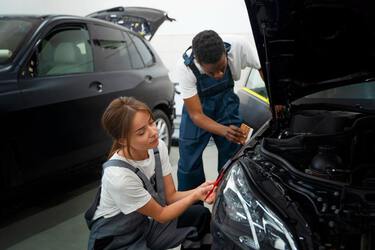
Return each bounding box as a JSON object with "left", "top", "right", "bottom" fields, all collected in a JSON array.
[
  {"left": 0, "top": 15, "right": 174, "bottom": 197},
  {"left": 212, "top": 1, "right": 375, "bottom": 249}
]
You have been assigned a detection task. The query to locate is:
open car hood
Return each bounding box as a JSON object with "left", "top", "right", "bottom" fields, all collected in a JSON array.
[
  {"left": 245, "top": 0, "right": 375, "bottom": 106},
  {"left": 87, "top": 6, "right": 175, "bottom": 40}
]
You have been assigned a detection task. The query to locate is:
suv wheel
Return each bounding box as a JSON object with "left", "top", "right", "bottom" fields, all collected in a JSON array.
[{"left": 153, "top": 109, "right": 172, "bottom": 151}]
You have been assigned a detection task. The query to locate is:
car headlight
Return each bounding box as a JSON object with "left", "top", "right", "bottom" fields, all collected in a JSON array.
[{"left": 215, "top": 163, "right": 298, "bottom": 250}]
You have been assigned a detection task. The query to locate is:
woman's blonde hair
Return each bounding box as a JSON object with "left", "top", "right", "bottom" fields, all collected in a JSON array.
[{"left": 101, "top": 96, "right": 153, "bottom": 158}]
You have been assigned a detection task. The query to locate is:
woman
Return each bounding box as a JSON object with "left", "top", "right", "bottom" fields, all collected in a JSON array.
[{"left": 85, "top": 97, "right": 215, "bottom": 250}]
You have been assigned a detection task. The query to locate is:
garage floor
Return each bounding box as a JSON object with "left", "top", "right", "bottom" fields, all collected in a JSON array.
[{"left": 0, "top": 143, "right": 218, "bottom": 250}]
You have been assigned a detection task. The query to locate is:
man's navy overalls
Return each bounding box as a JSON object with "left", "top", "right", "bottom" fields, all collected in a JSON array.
[{"left": 178, "top": 43, "right": 242, "bottom": 191}]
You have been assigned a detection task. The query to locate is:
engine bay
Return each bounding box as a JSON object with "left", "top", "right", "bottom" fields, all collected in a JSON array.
[
  {"left": 264, "top": 111, "right": 375, "bottom": 185},
  {"left": 244, "top": 110, "right": 375, "bottom": 249}
]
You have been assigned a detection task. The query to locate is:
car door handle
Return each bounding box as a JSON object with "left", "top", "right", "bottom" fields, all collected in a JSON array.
[
  {"left": 89, "top": 81, "right": 103, "bottom": 93},
  {"left": 145, "top": 75, "right": 153, "bottom": 83}
]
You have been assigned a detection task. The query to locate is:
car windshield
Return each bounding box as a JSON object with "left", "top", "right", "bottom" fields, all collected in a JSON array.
[
  {"left": 0, "top": 17, "right": 41, "bottom": 64},
  {"left": 295, "top": 81, "right": 375, "bottom": 110}
]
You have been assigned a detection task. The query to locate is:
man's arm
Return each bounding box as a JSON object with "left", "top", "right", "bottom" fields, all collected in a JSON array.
[
  {"left": 163, "top": 174, "right": 215, "bottom": 204},
  {"left": 184, "top": 95, "right": 245, "bottom": 144}
]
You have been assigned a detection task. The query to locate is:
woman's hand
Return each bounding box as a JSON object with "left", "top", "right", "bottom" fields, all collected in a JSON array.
[
  {"left": 204, "top": 186, "right": 217, "bottom": 204},
  {"left": 193, "top": 181, "right": 215, "bottom": 202}
]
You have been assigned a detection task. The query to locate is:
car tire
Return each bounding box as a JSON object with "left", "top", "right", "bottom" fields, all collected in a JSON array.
[{"left": 153, "top": 109, "right": 172, "bottom": 152}]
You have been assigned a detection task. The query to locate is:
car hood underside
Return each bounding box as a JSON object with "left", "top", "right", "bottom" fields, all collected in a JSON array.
[{"left": 245, "top": 0, "right": 375, "bottom": 105}]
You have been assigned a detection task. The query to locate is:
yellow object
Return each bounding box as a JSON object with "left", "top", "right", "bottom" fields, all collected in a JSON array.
[{"left": 241, "top": 87, "right": 269, "bottom": 104}]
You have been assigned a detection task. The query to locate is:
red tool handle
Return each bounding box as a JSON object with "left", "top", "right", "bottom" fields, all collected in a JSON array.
[{"left": 204, "top": 170, "right": 225, "bottom": 200}]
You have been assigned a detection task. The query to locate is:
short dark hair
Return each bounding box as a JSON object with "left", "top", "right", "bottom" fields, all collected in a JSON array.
[{"left": 192, "top": 30, "right": 225, "bottom": 64}]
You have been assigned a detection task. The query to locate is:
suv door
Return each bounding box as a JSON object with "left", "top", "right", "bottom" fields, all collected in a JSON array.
[
  {"left": 89, "top": 24, "right": 173, "bottom": 148},
  {"left": 88, "top": 24, "right": 158, "bottom": 112},
  {"left": 16, "top": 22, "right": 104, "bottom": 182}
]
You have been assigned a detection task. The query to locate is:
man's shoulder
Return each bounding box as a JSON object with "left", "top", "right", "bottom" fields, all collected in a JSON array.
[
  {"left": 170, "top": 58, "right": 197, "bottom": 86},
  {"left": 225, "top": 35, "right": 255, "bottom": 50}
]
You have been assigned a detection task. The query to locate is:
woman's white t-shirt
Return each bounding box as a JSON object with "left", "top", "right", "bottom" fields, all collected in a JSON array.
[{"left": 93, "top": 140, "right": 172, "bottom": 219}]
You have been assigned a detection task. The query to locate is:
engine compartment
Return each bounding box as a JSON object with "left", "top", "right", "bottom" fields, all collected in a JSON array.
[
  {"left": 263, "top": 111, "right": 375, "bottom": 185},
  {"left": 253, "top": 110, "right": 375, "bottom": 249}
]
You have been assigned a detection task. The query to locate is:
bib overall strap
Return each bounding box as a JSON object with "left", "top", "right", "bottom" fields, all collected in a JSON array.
[
  {"left": 103, "top": 159, "right": 163, "bottom": 204},
  {"left": 85, "top": 149, "right": 165, "bottom": 229},
  {"left": 84, "top": 186, "right": 102, "bottom": 229},
  {"left": 153, "top": 148, "right": 166, "bottom": 206},
  {"left": 183, "top": 46, "right": 201, "bottom": 79},
  {"left": 197, "top": 75, "right": 234, "bottom": 98},
  {"left": 84, "top": 160, "right": 144, "bottom": 229}
]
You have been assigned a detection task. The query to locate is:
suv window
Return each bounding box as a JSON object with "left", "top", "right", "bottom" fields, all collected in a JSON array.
[
  {"left": 122, "top": 31, "right": 144, "bottom": 69},
  {"left": 92, "top": 25, "right": 138, "bottom": 71},
  {"left": 129, "top": 33, "right": 154, "bottom": 67},
  {"left": 35, "top": 26, "right": 93, "bottom": 77},
  {"left": 0, "top": 18, "right": 41, "bottom": 65}
]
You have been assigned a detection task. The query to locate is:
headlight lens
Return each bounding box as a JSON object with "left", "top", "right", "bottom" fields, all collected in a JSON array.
[{"left": 215, "top": 163, "right": 298, "bottom": 250}]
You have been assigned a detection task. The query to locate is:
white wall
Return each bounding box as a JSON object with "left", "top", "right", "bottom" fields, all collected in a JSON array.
[
  {"left": 0, "top": 0, "right": 254, "bottom": 72},
  {"left": 0, "top": 0, "right": 256, "bottom": 116},
  {"left": 0, "top": 0, "right": 252, "bottom": 35}
]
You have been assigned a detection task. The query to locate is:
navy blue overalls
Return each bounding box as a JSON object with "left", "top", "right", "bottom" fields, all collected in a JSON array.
[
  {"left": 85, "top": 149, "right": 201, "bottom": 250},
  {"left": 178, "top": 43, "right": 242, "bottom": 191}
]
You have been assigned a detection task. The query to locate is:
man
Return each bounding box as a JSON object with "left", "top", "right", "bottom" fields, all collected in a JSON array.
[{"left": 174, "top": 30, "right": 261, "bottom": 191}]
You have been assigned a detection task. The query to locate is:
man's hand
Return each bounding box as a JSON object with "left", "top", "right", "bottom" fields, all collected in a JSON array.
[
  {"left": 184, "top": 95, "right": 246, "bottom": 144},
  {"left": 274, "top": 105, "right": 286, "bottom": 119},
  {"left": 223, "top": 125, "right": 246, "bottom": 144}
]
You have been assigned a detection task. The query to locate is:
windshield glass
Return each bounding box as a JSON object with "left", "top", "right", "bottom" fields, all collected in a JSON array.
[
  {"left": 0, "top": 17, "right": 41, "bottom": 64},
  {"left": 295, "top": 82, "right": 375, "bottom": 109}
]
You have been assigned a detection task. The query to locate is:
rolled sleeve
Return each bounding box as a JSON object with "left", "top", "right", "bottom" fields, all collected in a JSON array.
[
  {"left": 158, "top": 140, "right": 173, "bottom": 176},
  {"left": 172, "top": 60, "right": 197, "bottom": 99}
]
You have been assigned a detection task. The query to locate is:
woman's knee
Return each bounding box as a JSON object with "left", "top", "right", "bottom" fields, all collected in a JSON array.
[{"left": 177, "top": 205, "right": 211, "bottom": 234}]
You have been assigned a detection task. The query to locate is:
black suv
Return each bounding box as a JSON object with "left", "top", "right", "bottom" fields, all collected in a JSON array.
[
  {"left": 212, "top": 1, "right": 375, "bottom": 249},
  {"left": 0, "top": 15, "right": 174, "bottom": 196}
]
